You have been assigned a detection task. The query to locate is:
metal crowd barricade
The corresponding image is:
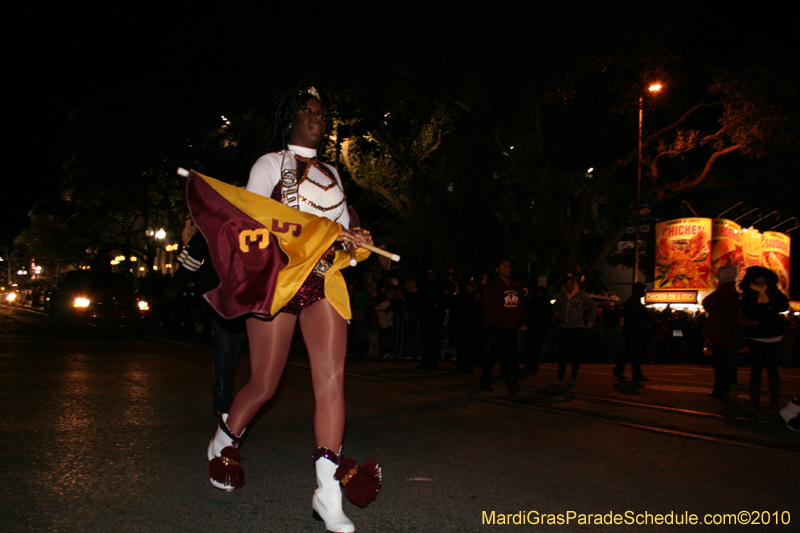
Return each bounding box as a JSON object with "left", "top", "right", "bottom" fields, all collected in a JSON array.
[
  {"left": 542, "top": 323, "right": 627, "bottom": 363},
  {"left": 348, "top": 309, "right": 422, "bottom": 359},
  {"left": 352, "top": 311, "right": 639, "bottom": 363}
]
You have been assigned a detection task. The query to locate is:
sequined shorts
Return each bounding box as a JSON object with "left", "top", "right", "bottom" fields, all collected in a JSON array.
[{"left": 281, "top": 273, "right": 326, "bottom": 316}]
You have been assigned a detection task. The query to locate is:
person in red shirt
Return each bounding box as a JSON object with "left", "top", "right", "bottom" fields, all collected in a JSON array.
[{"left": 479, "top": 260, "right": 525, "bottom": 395}]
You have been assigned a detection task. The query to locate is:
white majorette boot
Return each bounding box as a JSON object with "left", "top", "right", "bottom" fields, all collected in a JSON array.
[
  {"left": 779, "top": 398, "right": 800, "bottom": 432},
  {"left": 207, "top": 413, "right": 245, "bottom": 490},
  {"left": 312, "top": 447, "right": 355, "bottom": 533}
]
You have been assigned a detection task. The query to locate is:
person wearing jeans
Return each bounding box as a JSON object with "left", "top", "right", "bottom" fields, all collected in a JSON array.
[{"left": 551, "top": 276, "right": 597, "bottom": 385}]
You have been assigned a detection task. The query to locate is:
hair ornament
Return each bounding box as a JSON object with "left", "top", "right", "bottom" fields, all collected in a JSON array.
[{"left": 303, "top": 86, "right": 321, "bottom": 100}]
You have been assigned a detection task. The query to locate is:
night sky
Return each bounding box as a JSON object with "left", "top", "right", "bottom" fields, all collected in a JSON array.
[{"left": 6, "top": 2, "right": 798, "bottom": 243}]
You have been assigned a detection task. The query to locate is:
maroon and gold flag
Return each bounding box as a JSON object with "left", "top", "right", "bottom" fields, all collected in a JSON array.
[{"left": 186, "top": 170, "right": 366, "bottom": 320}]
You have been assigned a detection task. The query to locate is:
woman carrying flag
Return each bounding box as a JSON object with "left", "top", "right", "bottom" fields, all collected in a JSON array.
[{"left": 203, "top": 86, "right": 379, "bottom": 532}]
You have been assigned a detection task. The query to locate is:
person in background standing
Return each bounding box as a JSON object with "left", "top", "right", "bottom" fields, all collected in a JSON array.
[
  {"left": 451, "top": 278, "right": 483, "bottom": 375},
  {"left": 521, "top": 286, "right": 551, "bottom": 375},
  {"left": 416, "top": 270, "right": 447, "bottom": 370},
  {"left": 739, "top": 266, "right": 789, "bottom": 410},
  {"left": 479, "top": 260, "right": 525, "bottom": 395},
  {"left": 551, "top": 276, "right": 597, "bottom": 385},
  {"left": 701, "top": 265, "right": 740, "bottom": 398},
  {"left": 170, "top": 229, "right": 246, "bottom": 414},
  {"left": 350, "top": 273, "right": 373, "bottom": 357},
  {"left": 613, "top": 282, "right": 650, "bottom": 382}
]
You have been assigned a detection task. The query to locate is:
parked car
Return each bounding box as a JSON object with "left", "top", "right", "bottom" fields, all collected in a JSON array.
[{"left": 48, "top": 270, "right": 150, "bottom": 332}]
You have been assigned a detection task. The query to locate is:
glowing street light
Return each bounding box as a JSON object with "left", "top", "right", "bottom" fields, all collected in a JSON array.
[{"left": 634, "top": 82, "right": 663, "bottom": 284}]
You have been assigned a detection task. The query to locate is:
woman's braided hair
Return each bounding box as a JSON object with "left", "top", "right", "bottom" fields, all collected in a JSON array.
[{"left": 268, "top": 85, "right": 331, "bottom": 159}]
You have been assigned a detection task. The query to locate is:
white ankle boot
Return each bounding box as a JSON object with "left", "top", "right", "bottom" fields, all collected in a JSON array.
[
  {"left": 780, "top": 398, "right": 800, "bottom": 431},
  {"left": 207, "top": 414, "right": 231, "bottom": 460},
  {"left": 312, "top": 456, "right": 354, "bottom": 532},
  {"left": 207, "top": 413, "right": 245, "bottom": 490}
]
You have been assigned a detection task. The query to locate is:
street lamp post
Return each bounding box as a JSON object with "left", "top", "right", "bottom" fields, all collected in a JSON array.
[
  {"left": 154, "top": 229, "right": 165, "bottom": 273},
  {"left": 0, "top": 241, "right": 10, "bottom": 287},
  {"left": 633, "top": 83, "right": 662, "bottom": 284},
  {"left": 145, "top": 228, "right": 167, "bottom": 274}
]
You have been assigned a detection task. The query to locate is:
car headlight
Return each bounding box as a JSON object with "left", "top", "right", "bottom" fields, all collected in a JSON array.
[
  {"left": 73, "top": 297, "right": 91, "bottom": 308},
  {"left": 6, "top": 293, "right": 16, "bottom": 302},
  {"left": 138, "top": 300, "right": 150, "bottom": 311}
]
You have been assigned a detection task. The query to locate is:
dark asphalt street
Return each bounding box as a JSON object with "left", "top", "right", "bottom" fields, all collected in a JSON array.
[{"left": 1, "top": 304, "right": 798, "bottom": 532}]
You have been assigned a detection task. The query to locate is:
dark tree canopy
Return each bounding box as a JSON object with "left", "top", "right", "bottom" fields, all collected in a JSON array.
[{"left": 9, "top": 4, "right": 799, "bottom": 291}]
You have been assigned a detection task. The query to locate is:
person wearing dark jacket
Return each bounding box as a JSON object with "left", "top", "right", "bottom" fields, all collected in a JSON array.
[
  {"left": 479, "top": 260, "right": 525, "bottom": 395},
  {"left": 172, "top": 230, "right": 246, "bottom": 414},
  {"left": 613, "top": 282, "right": 650, "bottom": 382},
  {"left": 416, "top": 270, "right": 450, "bottom": 369},
  {"left": 521, "top": 286, "right": 551, "bottom": 374},
  {"left": 701, "top": 265, "right": 740, "bottom": 398},
  {"left": 451, "top": 278, "right": 484, "bottom": 374},
  {"left": 739, "top": 266, "right": 789, "bottom": 409}
]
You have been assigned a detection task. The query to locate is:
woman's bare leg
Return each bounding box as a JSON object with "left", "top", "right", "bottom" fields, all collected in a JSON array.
[
  {"left": 299, "top": 299, "right": 348, "bottom": 451},
  {"left": 225, "top": 313, "right": 297, "bottom": 434}
]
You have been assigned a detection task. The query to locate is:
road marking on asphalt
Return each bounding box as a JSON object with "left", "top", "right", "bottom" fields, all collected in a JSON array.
[
  {"left": 145, "top": 335, "right": 208, "bottom": 349},
  {"left": 555, "top": 390, "right": 727, "bottom": 418},
  {"left": 647, "top": 384, "right": 712, "bottom": 393}
]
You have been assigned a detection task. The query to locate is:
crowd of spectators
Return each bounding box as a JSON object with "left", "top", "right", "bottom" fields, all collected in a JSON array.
[
  {"left": 8, "top": 258, "right": 800, "bottom": 373},
  {"left": 343, "top": 263, "right": 625, "bottom": 368}
]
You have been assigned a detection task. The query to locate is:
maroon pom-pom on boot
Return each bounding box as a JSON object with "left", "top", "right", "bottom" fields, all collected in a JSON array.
[
  {"left": 207, "top": 413, "right": 245, "bottom": 491},
  {"left": 335, "top": 456, "right": 382, "bottom": 508}
]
